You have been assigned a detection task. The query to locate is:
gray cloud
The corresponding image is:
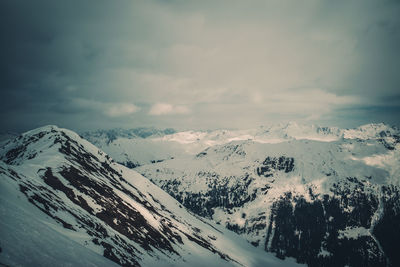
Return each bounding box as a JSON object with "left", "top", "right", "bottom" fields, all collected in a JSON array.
[{"left": 1, "top": 0, "right": 399, "bottom": 133}]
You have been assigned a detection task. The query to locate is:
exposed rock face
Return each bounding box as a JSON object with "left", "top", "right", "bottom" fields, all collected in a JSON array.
[{"left": 257, "top": 156, "right": 295, "bottom": 177}]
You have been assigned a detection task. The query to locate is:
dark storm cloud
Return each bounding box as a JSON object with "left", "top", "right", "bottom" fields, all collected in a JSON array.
[{"left": 1, "top": 0, "right": 400, "bottom": 133}]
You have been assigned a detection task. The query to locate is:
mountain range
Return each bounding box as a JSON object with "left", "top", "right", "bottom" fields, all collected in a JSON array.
[
  {"left": 1, "top": 122, "right": 399, "bottom": 266},
  {"left": 0, "top": 125, "right": 296, "bottom": 267}
]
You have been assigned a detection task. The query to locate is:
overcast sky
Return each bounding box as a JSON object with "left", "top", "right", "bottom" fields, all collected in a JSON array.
[{"left": 1, "top": 0, "right": 400, "bottom": 133}]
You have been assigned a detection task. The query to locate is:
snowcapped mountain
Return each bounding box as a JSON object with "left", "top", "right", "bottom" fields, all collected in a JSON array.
[
  {"left": 81, "top": 122, "right": 399, "bottom": 169},
  {"left": 136, "top": 123, "right": 400, "bottom": 267},
  {"left": 0, "top": 125, "right": 299, "bottom": 267},
  {"left": 81, "top": 127, "right": 185, "bottom": 168}
]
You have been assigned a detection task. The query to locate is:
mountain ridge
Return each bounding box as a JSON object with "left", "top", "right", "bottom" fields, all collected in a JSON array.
[
  {"left": 0, "top": 125, "right": 296, "bottom": 267},
  {"left": 80, "top": 122, "right": 399, "bottom": 168}
]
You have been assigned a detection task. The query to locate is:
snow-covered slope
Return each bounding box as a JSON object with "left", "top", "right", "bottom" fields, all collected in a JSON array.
[
  {"left": 81, "top": 123, "right": 399, "bottom": 168},
  {"left": 136, "top": 124, "right": 400, "bottom": 267},
  {"left": 81, "top": 128, "right": 185, "bottom": 167},
  {"left": 0, "top": 126, "right": 299, "bottom": 267}
]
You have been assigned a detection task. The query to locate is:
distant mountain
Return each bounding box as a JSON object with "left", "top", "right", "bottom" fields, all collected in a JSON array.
[
  {"left": 136, "top": 123, "right": 400, "bottom": 267},
  {"left": 81, "top": 127, "right": 181, "bottom": 168},
  {"left": 81, "top": 127, "right": 176, "bottom": 145},
  {"left": 81, "top": 123, "right": 399, "bottom": 168},
  {"left": 0, "top": 125, "right": 296, "bottom": 267}
]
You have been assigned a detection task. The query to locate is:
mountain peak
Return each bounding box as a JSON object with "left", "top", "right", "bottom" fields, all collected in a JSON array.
[{"left": 0, "top": 125, "right": 106, "bottom": 166}]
